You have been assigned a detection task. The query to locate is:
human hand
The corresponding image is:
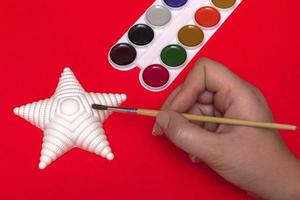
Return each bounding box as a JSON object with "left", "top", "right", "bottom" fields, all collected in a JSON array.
[{"left": 153, "top": 58, "right": 300, "bottom": 200}]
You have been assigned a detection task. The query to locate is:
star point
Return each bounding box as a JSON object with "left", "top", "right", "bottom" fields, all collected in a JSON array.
[{"left": 14, "top": 67, "right": 126, "bottom": 169}]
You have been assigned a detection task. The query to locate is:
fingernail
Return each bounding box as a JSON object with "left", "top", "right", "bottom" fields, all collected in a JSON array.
[
  {"left": 153, "top": 111, "right": 170, "bottom": 136},
  {"left": 189, "top": 155, "right": 201, "bottom": 163},
  {"left": 152, "top": 123, "right": 163, "bottom": 136}
]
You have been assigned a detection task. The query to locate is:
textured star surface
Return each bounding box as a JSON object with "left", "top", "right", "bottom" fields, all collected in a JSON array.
[{"left": 14, "top": 68, "right": 126, "bottom": 169}]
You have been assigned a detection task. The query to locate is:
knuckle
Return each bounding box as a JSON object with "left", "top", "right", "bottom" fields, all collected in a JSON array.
[
  {"left": 245, "top": 82, "right": 262, "bottom": 96},
  {"left": 168, "top": 119, "right": 191, "bottom": 143},
  {"left": 251, "top": 85, "right": 262, "bottom": 96},
  {"left": 248, "top": 84, "right": 267, "bottom": 103},
  {"left": 172, "top": 125, "right": 186, "bottom": 142},
  {"left": 195, "top": 57, "right": 211, "bottom": 67},
  {"left": 243, "top": 81, "right": 265, "bottom": 100}
]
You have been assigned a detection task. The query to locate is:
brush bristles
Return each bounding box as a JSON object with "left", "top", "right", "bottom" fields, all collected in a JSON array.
[
  {"left": 92, "top": 104, "right": 108, "bottom": 110},
  {"left": 92, "top": 104, "right": 137, "bottom": 113}
]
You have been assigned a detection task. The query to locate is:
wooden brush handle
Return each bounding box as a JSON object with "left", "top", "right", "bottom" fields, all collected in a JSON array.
[{"left": 137, "top": 109, "right": 297, "bottom": 131}]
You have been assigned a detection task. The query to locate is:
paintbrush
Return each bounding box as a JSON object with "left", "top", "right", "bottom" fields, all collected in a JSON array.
[{"left": 91, "top": 104, "right": 297, "bottom": 131}]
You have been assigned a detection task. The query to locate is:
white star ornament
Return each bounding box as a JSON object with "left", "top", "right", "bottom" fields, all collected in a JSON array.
[{"left": 13, "top": 68, "right": 126, "bottom": 169}]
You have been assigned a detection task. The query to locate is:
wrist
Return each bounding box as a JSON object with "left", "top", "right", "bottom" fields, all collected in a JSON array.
[
  {"left": 268, "top": 157, "right": 300, "bottom": 200},
  {"left": 246, "top": 155, "right": 300, "bottom": 200},
  {"left": 285, "top": 176, "right": 300, "bottom": 200}
]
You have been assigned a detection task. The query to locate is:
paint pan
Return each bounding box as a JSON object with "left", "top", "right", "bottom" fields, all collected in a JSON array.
[{"left": 109, "top": 0, "right": 242, "bottom": 92}]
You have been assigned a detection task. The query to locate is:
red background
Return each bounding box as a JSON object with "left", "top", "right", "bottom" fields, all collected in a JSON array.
[{"left": 1, "top": 0, "right": 300, "bottom": 199}]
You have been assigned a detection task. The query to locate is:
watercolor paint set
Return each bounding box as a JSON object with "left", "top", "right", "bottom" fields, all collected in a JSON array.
[{"left": 109, "top": 0, "right": 242, "bottom": 92}]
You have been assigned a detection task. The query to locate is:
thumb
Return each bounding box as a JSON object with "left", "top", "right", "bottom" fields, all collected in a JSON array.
[{"left": 156, "top": 111, "right": 219, "bottom": 162}]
